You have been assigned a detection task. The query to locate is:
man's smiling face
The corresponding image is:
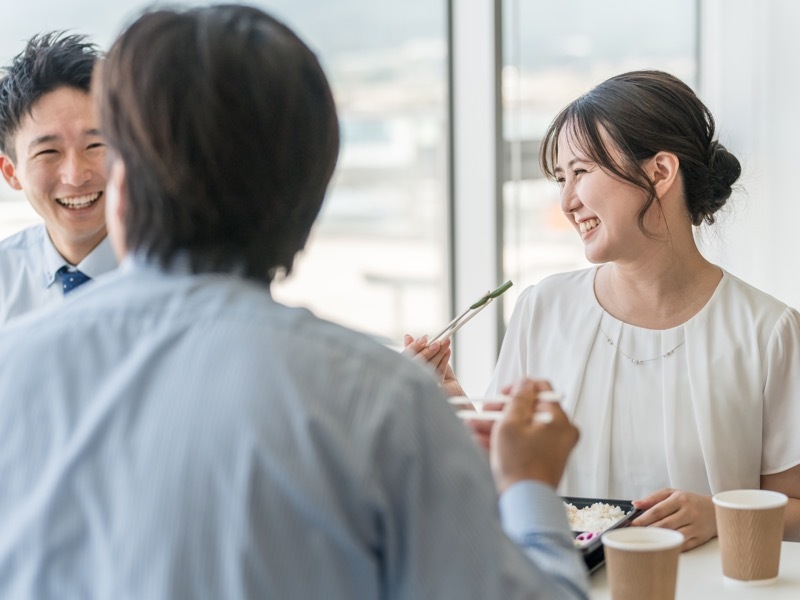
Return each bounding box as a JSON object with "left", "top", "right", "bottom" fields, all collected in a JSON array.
[{"left": 0, "top": 85, "right": 107, "bottom": 262}]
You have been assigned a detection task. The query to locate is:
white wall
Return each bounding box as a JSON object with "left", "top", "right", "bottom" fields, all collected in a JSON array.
[{"left": 700, "top": 0, "right": 800, "bottom": 308}]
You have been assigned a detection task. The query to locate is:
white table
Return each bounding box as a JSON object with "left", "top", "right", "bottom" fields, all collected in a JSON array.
[{"left": 591, "top": 539, "right": 800, "bottom": 598}]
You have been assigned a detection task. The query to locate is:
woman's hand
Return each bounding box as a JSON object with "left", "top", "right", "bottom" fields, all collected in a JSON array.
[
  {"left": 402, "top": 334, "right": 465, "bottom": 397},
  {"left": 632, "top": 488, "right": 717, "bottom": 551}
]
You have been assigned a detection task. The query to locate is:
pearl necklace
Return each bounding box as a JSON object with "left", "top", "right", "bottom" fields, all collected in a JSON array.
[{"left": 600, "top": 327, "right": 685, "bottom": 365}]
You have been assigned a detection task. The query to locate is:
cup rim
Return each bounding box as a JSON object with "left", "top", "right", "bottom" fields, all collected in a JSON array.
[
  {"left": 712, "top": 489, "right": 788, "bottom": 510},
  {"left": 601, "top": 526, "right": 684, "bottom": 551}
]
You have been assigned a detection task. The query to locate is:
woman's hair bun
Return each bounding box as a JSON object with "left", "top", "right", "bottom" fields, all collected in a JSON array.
[{"left": 708, "top": 141, "right": 741, "bottom": 203}]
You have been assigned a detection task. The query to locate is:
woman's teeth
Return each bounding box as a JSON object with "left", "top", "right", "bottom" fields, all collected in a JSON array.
[
  {"left": 56, "top": 192, "right": 101, "bottom": 209},
  {"left": 579, "top": 218, "right": 599, "bottom": 234}
]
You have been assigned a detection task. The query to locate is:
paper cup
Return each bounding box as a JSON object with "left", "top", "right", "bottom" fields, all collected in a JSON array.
[
  {"left": 713, "top": 489, "right": 787, "bottom": 586},
  {"left": 601, "top": 527, "right": 683, "bottom": 600}
]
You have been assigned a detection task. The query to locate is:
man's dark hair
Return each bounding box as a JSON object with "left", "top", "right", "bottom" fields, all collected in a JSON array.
[
  {"left": 0, "top": 32, "right": 101, "bottom": 159},
  {"left": 97, "top": 5, "right": 340, "bottom": 283}
]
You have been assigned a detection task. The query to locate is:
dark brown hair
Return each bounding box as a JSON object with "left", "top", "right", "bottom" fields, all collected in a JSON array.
[
  {"left": 97, "top": 4, "right": 340, "bottom": 282},
  {"left": 539, "top": 70, "right": 741, "bottom": 229}
]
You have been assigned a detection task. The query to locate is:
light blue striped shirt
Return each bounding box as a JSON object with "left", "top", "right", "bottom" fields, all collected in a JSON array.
[
  {"left": 0, "top": 223, "right": 117, "bottom": 325},
  {"left": 0, "top": 257, "right": 588, "bottom": 599}
]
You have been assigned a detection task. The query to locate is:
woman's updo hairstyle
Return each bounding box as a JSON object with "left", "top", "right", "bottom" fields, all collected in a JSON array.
[
  {"left": 540, "top": 70, "right": 741, "bottom": 229},
  {"left": 705, "top": 140, "right": 742, "bottom": 220}
]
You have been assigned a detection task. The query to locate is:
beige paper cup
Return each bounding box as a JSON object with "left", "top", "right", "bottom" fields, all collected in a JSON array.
[
  {"left": 601, "top": 527, "right": 683, "bottom": 600},
  {"left": 713, "top": 489, "right": 787, "bottom": 586}
]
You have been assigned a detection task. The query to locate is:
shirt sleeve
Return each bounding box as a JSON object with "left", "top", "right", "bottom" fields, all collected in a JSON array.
[
  {"left": 378, "top": 371, "right": 589, "bottom": 600},
  {"left": 500, "top": 481, "right": 590, "bottom": 597},
  {"left": 762, "top": 306, "right": 800, "bottom": 474}
]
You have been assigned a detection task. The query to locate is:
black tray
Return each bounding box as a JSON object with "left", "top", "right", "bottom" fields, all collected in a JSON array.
[{"left": 562, "top": 496, "right": 642, "bottom": 574}]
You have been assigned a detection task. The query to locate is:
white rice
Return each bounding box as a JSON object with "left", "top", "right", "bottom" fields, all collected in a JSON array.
[{"left": 564, "top": 501, "right": 626, "bottom": 533}]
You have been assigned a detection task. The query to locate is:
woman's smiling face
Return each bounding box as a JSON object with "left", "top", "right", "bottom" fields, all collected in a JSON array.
[{"left": 554, "top": 127, "right": 656, "bottom": 266}]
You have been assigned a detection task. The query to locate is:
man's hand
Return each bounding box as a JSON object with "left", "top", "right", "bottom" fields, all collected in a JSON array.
[{"left": 490, "top": 378, "right": 579, "bottom": 493}]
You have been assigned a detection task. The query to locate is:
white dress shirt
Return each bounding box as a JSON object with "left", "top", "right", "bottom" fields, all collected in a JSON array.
[
  {"left": 0, "top": 256, "right": 589, "bottom": 599},
  {"left": 0, "top": 223, "right": 117, "bottom": 325}
]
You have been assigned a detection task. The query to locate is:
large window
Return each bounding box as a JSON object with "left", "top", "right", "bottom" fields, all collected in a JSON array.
[
  {"left": 0, "top": 0, "right": 705, "bottom": 386},
  {"left": 0, "top": 0, "right": 449, "bottom": 346},
  {"left": 501, "top": 0, "right": 698, "bottom": 314},
  {"left": 264, "top": 1, "right": 449, "bottom": 345}
]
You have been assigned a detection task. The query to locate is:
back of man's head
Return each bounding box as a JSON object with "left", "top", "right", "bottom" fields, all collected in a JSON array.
[
  {"left": 0, "top": 32, "right": 100, "bottom": 159},
  {"left": 97, "top": 4, "right": 340, "bottom": 282}
]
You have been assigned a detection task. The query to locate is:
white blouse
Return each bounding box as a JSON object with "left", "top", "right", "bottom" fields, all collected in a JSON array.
[{"left": 487, "top": 267, "right": 800, "bottom": 500}]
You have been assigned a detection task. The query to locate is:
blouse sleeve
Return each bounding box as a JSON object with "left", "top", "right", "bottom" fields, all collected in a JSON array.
[
  {"left": 762, "top": 306, "right": 800, "bottom": 474},
  {"left": 485, "top": 286, "right": 535, "bottom": 395}
]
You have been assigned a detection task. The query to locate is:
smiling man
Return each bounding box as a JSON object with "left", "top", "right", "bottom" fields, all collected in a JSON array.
[{"left": 0, "top": 33, "right": 116, "bottom": 325}]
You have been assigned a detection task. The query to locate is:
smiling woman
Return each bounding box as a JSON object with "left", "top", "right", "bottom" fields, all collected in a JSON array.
[
  {"left": 418, "top": 67, "right": 800, "bottom": 552},
  {"left": 484, "top": 70, "right": 800, "bottom": 551}
]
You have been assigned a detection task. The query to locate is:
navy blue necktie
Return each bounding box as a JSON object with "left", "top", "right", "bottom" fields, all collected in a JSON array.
[{"left": 58, "top": 266, "right": 92, "bottom": 295}]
